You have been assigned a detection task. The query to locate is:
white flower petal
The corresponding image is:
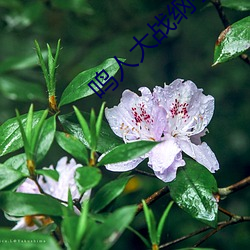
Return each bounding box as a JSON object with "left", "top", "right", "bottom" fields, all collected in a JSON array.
[
  {"left": 179, "top": 139, "right": 219, "bottom": 173},
  {"left": 40, "top": 157, "right": 82, "bottom": 201},
  {"left": 148, "top": 138, "right": 185, "bottom": 182},
  {"left": 105, "top": 157, "right": 145, "bottom": 172},
  {"left": 12, "top": 218, "right": 38, "bottom": 231},
  {"left": 16, "top": 178, "right": 40, "bottom": 194}
]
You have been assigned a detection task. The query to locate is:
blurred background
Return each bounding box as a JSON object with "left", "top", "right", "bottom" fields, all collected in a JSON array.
[{"left": 0, "top": 0, "right": 249, "bottom": 249}]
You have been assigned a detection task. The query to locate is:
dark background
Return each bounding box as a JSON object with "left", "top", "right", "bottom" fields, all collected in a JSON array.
[{"left": 0, "top": 0, "right": 249, "bottom": 249}]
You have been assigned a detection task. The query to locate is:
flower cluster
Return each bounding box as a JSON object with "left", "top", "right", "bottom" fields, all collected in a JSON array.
[
  {"left": 104, "top": 79, "right": 219, "bottom": 182},
  {"left": 11, "top": 157, "right": 89, "bottom": 231}
]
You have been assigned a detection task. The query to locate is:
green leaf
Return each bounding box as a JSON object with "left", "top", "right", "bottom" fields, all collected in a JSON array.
[
  {"left": 0, "top": 228, "right": 60, "bottom": 250},
  {"left": 4, "top": 153, "right": 28, "bottom": 175},
  {"left": 168, "top": 159, "right": 218, "bottom": 227},
  {"left": 31, "top": 109, "right": 49, "bottom": 158},
  {"left": 157, "top": 201, "right": 174, "bottom": 244},
  {"left": 83, "top": 205, "right": 137, "bottom": 250},
  {"left": 213, "top": 16, "right": 250, "bottom": 65},
  {"left": 75, "top": 167, "right": 102, "bottom": 194},
  {"left": 73, "top": 106, "right": 91, "bottom": 146},
  {"left": 91, "top": 176, "right": 132, "bottom": 213},
  {"left": 67, "top": 188, "right": 74, "bottom": 213},
  {"left": 0, "top": 164, "right": 27, "bottom": 190},
  {"left": 142, "top": 200, "right": 157, "bottom": 245},
  {"left": 59, "top": 112, "right": 123, "bottom": 153},
  {"left": 36, "top": 116, "right": 56, "bottom": 162},
  {"left": 36, "top": 169, "right": 59, "bottom": 181},
  {"left": 0, "top": 110, "right": 44, "bottom": 157},
  {"left": 0, "top": 192, "right": 65, "bottom": 216},
  {"left": 62, "top": 201, "right": 89, "bottom": 250},
  {"left": 97, "top": 141, "right": 159, "bottom": 166},
  {"left": 89, "top": 108, "right": 97, "bottom": 150},
  {"left": 0, "top": 76, "right": 46, "bottom": 102},
  {"left": 0, "top": 51, "right": 47, "bottom": 74},
  {"left": 76, "top": 201, "right": 89, "bottom": 247},
  {"left": 59, "top": 58, "right": 125, "bottom": 106},
  {"left": 96, "top": 102, "right": 106, "bottom": 140},
  {"left": 221, "top": 0, "right": 250, "bottom": 11},
  {"left": 127, "top": 226, "right": 151, "bottom": 248},
  {"left": 62, "top": 215, "right": 80, "bottom": 250},
  {"left": 34, "top": 40, "right": 50, "bottom": 90},
  {"left": 56, "top": 131, "right": 89, "bottom": 165}
]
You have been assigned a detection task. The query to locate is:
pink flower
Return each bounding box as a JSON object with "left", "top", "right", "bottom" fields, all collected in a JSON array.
[
  {"left": 104, "top": 79, "right": 219, "bottom": 182},
  {"left": 12, "top": 157, "right": 90, "bottom": 231}
]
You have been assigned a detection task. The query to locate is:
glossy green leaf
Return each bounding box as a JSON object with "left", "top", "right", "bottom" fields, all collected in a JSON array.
[
  {"left": 59, "top": 58, "right": 125, "bottom": 106},
  {"left": 30, "top": 109, "right": 49, "bottom": 158},
  {"left": 98, "top": 141, "right": 158, "bottom": 166},
  {"left": 168, "top": 159, "right": 218, "bottom": 227},
  {"left": 127, "top": 226, "right": 151, "bottom": 248},
  {"left": 0, "top": 228, "right": 60, "bottom": 250},
  {"left": 75, "top": 167, "right": 102, "bottom": 194},
  {"left": 96, "top": 102, "right": 106, "bottom": 140},
  {"left": 0, "top": 192, "right": 65, "bottom": 216},
  {"left": 0, "top": 76, "right": 46, "bottom": 102},
  {"left": 34, "top": 113, "right": 54, "bottom": 163},
  {"left": 4, "top": 153, "right": 28, "bottom": 175},
  {"left": 89, "top": 108, "right": 97, "bottom": 150},
  {"left": 73, "top": 106, "right": 91, "bottom": 146},
  {"left": 0, "top": 164, "right": 27, "bottom": 190},
  {"left": 91, "top": 176, "right": 132, "bottom": 213},
  {"left": 221, "top": 0, "right": 250, "bottom": 11},
  {"left": 0, "top": 111, "right": 44, "bottom": 157},
  {"left": 59, "top": 112, "right": 123, "bottom": 153},
  {"left": 142, "top": 200, "right": 157, "bottom": 245},
  {"left": 36, "top": 169, "right": 59, "bottom": 181},
  {"left": 62, "top": 215, "right": 80, "bottom": 250},
  {"left": 213, "top": 16, "right": 250, "bottom": 65},
  {"left": 83, "top": 205, "right": 137, "bottom": 250},
  {"left": 62, "top": 201, "right": 89, "bottom": 250},
  {"left": 157, "top": 201, "right": 174, "bottom": 244},
  {"left": 56, "top": 131, "right": 89, "bottom": 165}
]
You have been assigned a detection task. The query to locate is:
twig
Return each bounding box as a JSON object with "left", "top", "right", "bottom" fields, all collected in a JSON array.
[
  {"left": 193, "top": 216, "right": 250, "bottom": 247},
  {"left": 136, "top": 186, "right": 169, "bottom": 215},
  {"left": 159, "top": 216, "right": 250, "bottom": 249},
  {"left": 134, "top": 169, "right": 156, "bottom": 178},
  {"left": 210, "top": 0, "right": 250, "bottom": 66},
  {"left": 218, "top": 176, "right": 250, "bottom": 198},
  {"left": 218, "top": 206, "right": 235, "bottom": 218},
  {"left": 159, "top": 224, "right": 212, "bottom": 249},
  {"left": 33, "top": 177, "right": 68, "bottom": 204}
]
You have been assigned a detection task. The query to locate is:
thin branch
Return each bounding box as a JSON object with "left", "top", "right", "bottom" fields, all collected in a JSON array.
[
  {"left": 159, "top": 216, "right": 250, "bottom": 249},
  {"left": 136, "top": 186, "right": 169, "bottom": 215},
  {"left": 210, "top": 0, "right": 250, "bottom": 66},
  {"left": 193, "top": 216, "right": 250, "bottom": 247},
  {"left": 159, "top": 224, "right": 212, "bottom": 249},
  {"left": 33, "top": 177, "right": 68, "bottom": 204},
  {"left": 218, "top": 176, "right": 250, "bottom": 198},
  {"left": 134, "top": 169, "right": 156, "bottom": 178},
  {"left": 210, "top": 0, "right": 230, "bottom": 27},
  {"left": 218, "top": 206, "right": 235, "bottom": 218}
]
